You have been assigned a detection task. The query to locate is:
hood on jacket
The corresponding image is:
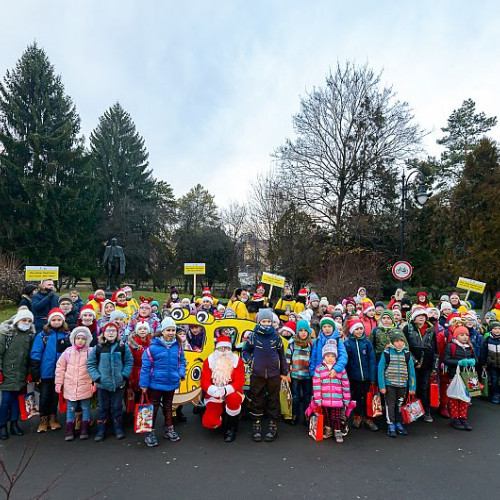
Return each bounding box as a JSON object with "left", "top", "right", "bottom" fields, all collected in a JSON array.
[
  {"left": 70, "top": 326, "right": 93, "bottom": 347},
  {"left": 1, "top": 319, "right": 35, "bottom": 336},
  {"left": 129, "top": 332, "right": 151, "bottom": 350}
]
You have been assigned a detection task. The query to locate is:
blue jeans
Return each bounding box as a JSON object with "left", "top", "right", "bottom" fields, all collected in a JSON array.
[
  {"left": 290, "top": 378, "right": 312, "bottom": 418},
  {"left": 97, "top": 388, "right": 124, "bottom": 422},
  {"left": 67, "top": 398, "right": 91, "bottom": 422},
  {"left": 490, "top": 367, "right": 500, "bottom": 396},
  {"left": 0, "top": 391, "right": 21, "bottom": 426}
]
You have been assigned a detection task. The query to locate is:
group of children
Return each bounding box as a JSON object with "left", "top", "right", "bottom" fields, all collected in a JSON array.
[{"left": 0, "top": 284, "right": 498, "bottom": 447}]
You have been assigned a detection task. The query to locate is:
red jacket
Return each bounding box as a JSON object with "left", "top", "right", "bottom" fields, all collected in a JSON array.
[
  {"left": 361, "top": 315, "right": 377, "bottom": 337},
  {"left": 128, "top": 334, "right": 151, "bottom": 391}
]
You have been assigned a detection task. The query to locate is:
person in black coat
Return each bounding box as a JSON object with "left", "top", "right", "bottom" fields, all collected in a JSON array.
[
  {"left": 58, "top": 295, "right": 79, "bottom": 331},
  {"left": 31, "top": 280, "right": 59, "bottom": 332},
  {"left": 18, "top": 284, "right": 38, "bottom": 312}
]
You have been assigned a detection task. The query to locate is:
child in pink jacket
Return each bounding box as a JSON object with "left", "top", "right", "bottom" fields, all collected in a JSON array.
[
  {"left": 55, "top": 326, "right": 95, "bottom": 441},
  {"left": 313, "top": 339, "right": 351, "bottom": 443}
]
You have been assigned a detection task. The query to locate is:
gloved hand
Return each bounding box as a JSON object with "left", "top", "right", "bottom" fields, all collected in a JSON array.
[
  {"left": 0, "top": 372, "right": 3, "bottom": 384},
  {"left": 468, "top": 358, "right": 476, "bottom": 367},
  {"left": 55, "top": 384, "right": 62, "bottom": 394},
  {"left": 458, "top": 359, "right": 468, "bottom": 367}
]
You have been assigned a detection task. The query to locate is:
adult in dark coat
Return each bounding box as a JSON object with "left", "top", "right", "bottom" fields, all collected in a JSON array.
[
  {"left": 18, "top": 284, "right": 38, "bottom": 312},
  {"left": 31, "top": 280, "right": 59, "bottom": 332}
]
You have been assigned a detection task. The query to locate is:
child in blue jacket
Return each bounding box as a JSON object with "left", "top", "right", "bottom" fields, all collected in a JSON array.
[
  {"left": 344, "top": 318, "right": 378, "bottom": 431},
  {"left": 87, "top": 322, "right": 133, "bottom": 442},
  {"left": 140, "top": 317, "right": 186, "bottom": 447},
  {"left": 30, "top": 308, "right": 70, "bottom": 433}
]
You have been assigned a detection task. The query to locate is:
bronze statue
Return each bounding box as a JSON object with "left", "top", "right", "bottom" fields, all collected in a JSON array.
[{"left": 101, "top": 238, "right": 126, "bottom": 290}]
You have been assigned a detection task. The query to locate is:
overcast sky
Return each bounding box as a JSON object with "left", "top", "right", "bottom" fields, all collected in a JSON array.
[{"left": 2, "top": 1, "right": 500, "bottom": 205}]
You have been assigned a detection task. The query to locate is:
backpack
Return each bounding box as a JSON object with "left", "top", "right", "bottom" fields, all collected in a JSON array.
[
  {"left": 384, "top": 349, "right": 411, "bottom": 368},
  {"left": 145, "top": 343, "right": 182, "bottom": 372}
]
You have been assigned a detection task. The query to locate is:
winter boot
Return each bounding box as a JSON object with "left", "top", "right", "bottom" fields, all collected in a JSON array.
[
  {"left": 289, "top": 415, "right": 298, "bottom": 426},
  {"left": 252, "top": 420, "right": 263, "bottom": 442},
  {"left": 49, "top": 414, "right": 62, "bottom": 431},
  {"left": 439, "top": 407, "right": 451, "bottom": 419},
  {"left": 334, "top": 430, "right": 344, "bottom": 443},
  {"left": 395, "top": 422, "right": 408, "bottom": 435},
  {"left": 74, "top": 412, "right": 83, "bottom": 433},
  {"left": 223, "top": 415, "right": 237, "bottom": 443},
  {"left": 174, "top": 405, "right": 187, "bottom": 423},
  {"left": 113, "top": 418, "right": 125, "bottom": 440},
  {"left": 80, "top": 420, "right": 91, "bottom": 440},
  {"left": 94, "top": 420, "right": 107, "bottom": 442},
  {"left": 37, "top": 416, "right": 49, "bottom": 433},
  {"left": 9, "top": 421, "right": 23, "bottom": 437},
  {"left": 0, "top": 426, "right": 8, "bottom": 440},
  {"left": 264, "top": 419, "right": 278, "bottom": 442},
  {"left": 451, "top": 418, "right": 465, "bottom": 430},
  {"left": 145, "top": 431, "right": 159, "bottom": 447},
  {"left": 65, "top": 421, "right": 75, "bottom": 442},
  {"left": 491, "top": 394, "right": 500, "bottom": 404},
  {"left": 164, "top": 425, "right": 180, "bottom": 442},
  {"left": 461, "top": 418, "right": 472, "bottom": 431},
  {"left": 387, "top": 423, "right": 397, "bottom": 438}
]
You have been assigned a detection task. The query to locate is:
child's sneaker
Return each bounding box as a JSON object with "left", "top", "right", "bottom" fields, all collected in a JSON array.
[
  {"left": 423, "top": 411, "right": 433, "bottom": 423},
  {"left": 145, "top": 432, "right": 159, "bottom": 447},
  {"left": 364, "top": 419, "right": 379, "bottom": 432},
  {"left": 351, "top": 416, "right": 363, "bottom": 429},
  {"left": 323, "top": 426, "right": 333, "bottom": 439},
  {"left": 164, "top": 426, "right": 181, "bottom": 442},
  {"left": 334, "top": 430, "right": 343, "bottom": 443},
  {"left": 395, "top": 422, "right": 408, "bottom": 435},
  {"left": 387, "top": 424, "right": 397, "bottom": 438}
]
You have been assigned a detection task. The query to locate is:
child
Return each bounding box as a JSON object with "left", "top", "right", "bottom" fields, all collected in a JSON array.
[
  {"left": 87, "top": 322, "right": 133, "bottom": 442},
  {"left": 378, "top": 330, "right": 416, "bottom": 437},
  {"left": 312, "top": 340, "right": 351, "bottom": 443},
  {"left": 78, "top": 305, "right": 100, "bottom": 347},
  {"left": 370, "top": 309, "right": 395, "bottom": 361},
  {"left": 110, "top": 310, "right": 127, "bottom": 340},
  {"left": 30, "top": 308, "right": 71, "bottom": 433},
  {"left": 344, "top": 318, "right": 378, "bottom": 431},
  {"left": 54, "top": 326, "right": 95, "bottom": 441},
  {"left": 481, "top": 320, "right": 500, "bottom": 404},
  {"left": 309, "top": 316, "right": 348, "bottom": 376},
  {"left": 187, "top": 324, "right": 205, "bottom": 352},
  {"left": 112, "top": 289, "right": 134, "bottom": 321},
  {"left": 70, "top": 290, "right": 83, "bottom": 314},
  {"left": 123, "top": 286, "right": 139, "bottom": 315},
  {"left": 97, "top": 300, "right": 116, "bottom": 330},
  {"left": 443, "top": 326, "right": 475, "bottom": 430},
  {"left": 374, "top": 301, "right": 385, "bottom": 320},
  {"left": 242, "top": 308, "right": 288, "bottom": 442},
  {"left": 361, "top": 303, "right": 377, "bottom": 337},
  {"left": 58, "top": 295, "right": 79, "bottom": 331},
  {"left": 176, "top": 328, "right": 192, "bottom": 351},
  {"left": 0, "top": 309, "right": 34, "bottom": 439},
  {"left": 139, "top": 317, "right": 186, "bottom": 447},
  {"left": 87, "top": 289, "right": 106, "bottom": 319},
  {"left": 285, "top": 319, "right": 313, "bottom": 425},
  {"left": 128, "top": 322, "right": 152, "bottom": 402}
]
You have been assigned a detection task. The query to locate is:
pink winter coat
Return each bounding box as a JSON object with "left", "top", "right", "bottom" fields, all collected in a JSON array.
[
  {"left": 55, "top": 346, "right": 94, "bottom": 401},
  {"left": 313, "top": 364, "right": 351, "bottom": 408}
]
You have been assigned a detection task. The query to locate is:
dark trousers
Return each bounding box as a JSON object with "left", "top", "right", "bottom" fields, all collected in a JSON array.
[
  {"left": 323, "top": 407, "right": 342, "bottom": 430},
  {"left": 290, "top": 378, "right": 312, "bottom": 418},
  {"left": 97, "top": 388, "right": 124, "bottom": 422},
  {"left": 350, "top": 380, "right": 371, "bottom": 418},
  {"left": 490, "top": 367, "right": 500, "bottom": 396},
  {"left": 148, "top": 389, "right": 175, "bottom": 428},
  {"left": 416, "top": 368, "right": 432, "bottom": 412},
  {"left": 40, "top": 378, "right": 59, "bottom": 417},
  {"left": 385, "top": 386, "right": 407, "bottom": 424},
  {"left": 0, "top": 391, "right": 21, "bottom": 426},
  {"left": 248, "top": 375, "right": 281, "bottom": 420}
]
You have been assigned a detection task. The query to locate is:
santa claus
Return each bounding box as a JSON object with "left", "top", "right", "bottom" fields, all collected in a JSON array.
[{"left": 201, "top": 336, "right": 245, "bottom": 442}]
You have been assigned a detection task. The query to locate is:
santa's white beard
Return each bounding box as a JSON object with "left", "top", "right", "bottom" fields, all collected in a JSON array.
[{"left": 212, "top": 352, "right": 234, "bottom": 386}]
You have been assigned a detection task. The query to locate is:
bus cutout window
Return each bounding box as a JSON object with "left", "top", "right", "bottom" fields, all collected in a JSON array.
[
  {"left": 185, "top": 324, "right": 206, "bottom": 352},
  {"left": 214, "top": 327, "right": 238, "bottom": 348}
]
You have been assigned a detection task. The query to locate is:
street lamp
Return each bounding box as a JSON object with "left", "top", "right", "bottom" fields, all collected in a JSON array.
[{"left": 400, "top": 170, "right": 432, "bottom": 261}]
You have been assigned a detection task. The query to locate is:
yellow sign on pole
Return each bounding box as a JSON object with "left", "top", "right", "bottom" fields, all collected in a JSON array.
[
  {"left": 261, "top": 272, "right": 286, "bottom": 288},
  {"left": 456, "top": 277, "right": 486, "bottom": 294},
  {"left": 25, "top": 266, "right": 59, "bottom": 281},
  {"left": 184, "top": 263, "right": 206, "bottom": 275}
]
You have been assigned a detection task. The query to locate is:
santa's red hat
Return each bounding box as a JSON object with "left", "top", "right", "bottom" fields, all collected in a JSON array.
[
  {"left": 347, "top": 318, "right": 364, "bottom": 335},
  {"left": 48, "top": 308, "right": 65, "bottom": 323},
  {"left": 111, "top": 289, "right": 126, "bottom": 302},
  {"left": 79, "top": 304, "right": 97, "bottom": 318},
  {"left": 215, "top": 336, "right": 232, "bottom": 349},
  {"left": 298, "top": 288, "right": 308, "bottom": 297},
  {"left": 281, "top": 321, "right": 297, "bottom": 337},
  {"left": 202, "top": 287, "right": 211, "bottom": 296}
]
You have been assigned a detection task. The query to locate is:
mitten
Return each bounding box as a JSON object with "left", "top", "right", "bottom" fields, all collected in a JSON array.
[
  {"left": 468, "top": 358, "right": 476, "bottom": 367},
  {"left": 55, "top": 384, "right": 62, "bottom": 394},
  {"left": 458, "top": 359, "right": 468, "bottom": 367}
]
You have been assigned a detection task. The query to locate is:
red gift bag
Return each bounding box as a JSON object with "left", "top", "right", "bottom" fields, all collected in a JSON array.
[
  {"left": 308, "top": 407, "right": 324, "bottom": 441},
  {"left": 430, "top": 373, "right": 440, "bottom": 408},
  {"left": 126, "top": 388, "right": 136, "bottom": 413},
  {"left": 58, "top": 392, "right": 67, "bottom": 414},
  {"left": 134, "top": 393, "right": 154, "bottom": 434},
  {"left": 366, "top": 383, "right": 383, "bottom": 418},
  {"left": 18, "top": 392, "right": 39, "bottom": 421},
  {"left": 401, "top": 395, "right": 425, "bottom": 424}
]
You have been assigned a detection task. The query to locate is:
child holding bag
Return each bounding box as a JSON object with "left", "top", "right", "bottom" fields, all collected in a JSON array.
[
  {"left": 312, "top": 340, "right": 351, "bottom": 443},
  {"left": 139, "top": 317, "right": 186, "bottom": 447},
  {"left": 55, "top": 327, "right": 95, "bottom": 441},
  {"left": 128, "top": 321, "right": 152, "bottom": 402},
  {"left": 444, "top": 326, "right": 475, "bottom": 431}
]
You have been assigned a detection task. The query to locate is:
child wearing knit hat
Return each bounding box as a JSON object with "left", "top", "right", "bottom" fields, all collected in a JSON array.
[
  {"left": 370, "top": 310, "right": 399, "bottom": 361},
  {"left": 481, "top": 320, "right": 500, "bottom": 404}
]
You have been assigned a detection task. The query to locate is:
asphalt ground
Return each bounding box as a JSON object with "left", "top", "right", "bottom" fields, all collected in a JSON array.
[{"left": 1, "top": 398, "right": 499, "bottom": 500}]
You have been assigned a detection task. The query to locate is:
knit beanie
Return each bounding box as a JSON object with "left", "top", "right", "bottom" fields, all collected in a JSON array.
[
  {"left": 135, "top": 321, "right": 151, "bottom": 333},
  {"left": 320, "top": 316, "right": 336, "bottom": 330},
  {"left": 109, "top": 310, "right": 125, "bottom": 322},
  {"left": 452, "top": 326, "right": 469, "bottom": 339},
  {"left": 12, "top": 309, "right": 34, "bottom": 325},
  {"left": 375, "top": 301, "right": 385, "bottom": 309},
  {"left": 58, "top": 294, "right": 72, "bottom": 306},
  {"left": 489, "top": 320, "right": 500, "bottom": 330},
  {"left": 309, "top": 292, "right": 320, "bottom": 303},
  {"left": 440, "top": 301, "right": 452, "bottom": 312},
  {"left": 161, "top": 317, "right": 176, "bottom": 331},
  {"left": 257, "top": 308, "right": 274, "bottom": 323},
  {"left": 390, "top": 329, "right": 406, "bottom": 343},
  {"left": 296, "top": 319, "right": 312, "bottom": 335},
  {"left": 322, "top": 339, "right": 338, "bottom": 359},
  {"left": 411, "top": 306, "right": 428, "bottom": 322},
  {"left": 485, "top": 311, "right": 497, "bottom": 321},
  {"left": 379, "top": 309, "right": 394, "bottom": 322},
  {"left": 319, "top": 297, "right": 329, "bottom": 308}
]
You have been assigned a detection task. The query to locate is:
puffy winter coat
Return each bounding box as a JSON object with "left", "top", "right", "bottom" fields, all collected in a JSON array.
[
  {"left": 139, "top": 337, "right": 186, "bottom": 391},
  {"left": 345, "top": 334, "right": 376, "bottom": 383},
  {"left": 31, "top": 291, "right": 59, "bottom": 331},
  {"left": 361, "top": 315, "right": 377, "bottom": 337},
  {"left": 444, "top": 341, "right": 475, "bottom": 378},
  {"left": 403, "top": 322, "right": 438, "bottom": 371},
  {"left": 87, "top": 340, "right": 133, "bottom": 392},
  {"left": 242, "top": 325, "right": 287, "bottom": 378},
  {"left": 30, "top": 328, "right": 70, "bottom": 380},
  {"left": 309, "top": 329, "right": 347, "bottom": 377},
  {"left": 481, "top": 334, "right": 500, "bottom": 369},
  {"left": 128, "top": 333, "right": 151, "bottom": 391},
  {"left": 313, "top": 365, "right": 350, "bottom": 408},
  {"left": 55, "top": 346, "right": 94, "bottom": 401},
  {"left": 0, "top": 319, "right": 33, "bottom": 391}
]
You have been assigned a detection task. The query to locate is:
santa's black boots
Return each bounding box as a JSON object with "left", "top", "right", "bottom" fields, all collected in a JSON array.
[
  {"left": 223, "top": 415, "right": 238, "bottom": 443},
  {"left": 252, "top": 420, "right": 262, "bottom": 442}
]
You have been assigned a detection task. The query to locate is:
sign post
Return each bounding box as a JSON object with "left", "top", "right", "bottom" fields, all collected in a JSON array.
[
  {"left": 261, "top": 272, "right": 286, "bottom": 299},
  {"left": 184, "top": 263, "right": 206, "bottom": 295},
  {"left": 456, "top": 277, "right": 487, "bottom": 301},
  {"left": 25, "top": 266, "right": 59, "bottom": 281}
]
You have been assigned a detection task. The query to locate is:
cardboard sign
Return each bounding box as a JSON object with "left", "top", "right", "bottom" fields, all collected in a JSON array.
[
  {"left": 261, "top": 272, "right": 286, "bottom": 288},
  {"left": 456, "top": 277, "right": 486, "bottom": 294},
  {"left": 184, "top": 263, "right": 206, "bottom": 275},
  {"left": 25, "top": 266, "right": 59, "bottom": 281}
]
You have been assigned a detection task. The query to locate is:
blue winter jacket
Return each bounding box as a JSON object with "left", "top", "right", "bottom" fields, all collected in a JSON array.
[
  {"left": 468, "top": 327, "right": 483, "bottom": 360},
  {"left": 139, "top": 337, "right": 186, "bottom": 391},
  {"left": 345, "top": 333, "right": 377, "bottom": 383},
  {"left": 309, "top": 328, "right": 347, "bottom": 376},
  {"left": 30, "top": 328, "right": 70, "bottom": 379},
  {"left": 242, "top": 325, "right": 287, "bottom": 378},
  {"left": 87, "top": 340, "right": 133, "bottom": 392},
  {"left": 31, "top": 291, "right": 59, "bottom": 332}
]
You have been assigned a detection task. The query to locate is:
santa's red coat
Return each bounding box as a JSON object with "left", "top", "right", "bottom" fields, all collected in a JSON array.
[{"left": 201, "top": 352, "right": 245, "bottom": 396}]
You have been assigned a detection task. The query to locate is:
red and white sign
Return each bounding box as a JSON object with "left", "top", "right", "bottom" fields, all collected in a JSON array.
[{"left": 392, "top": 261, "right": 413, "bottom": 281}]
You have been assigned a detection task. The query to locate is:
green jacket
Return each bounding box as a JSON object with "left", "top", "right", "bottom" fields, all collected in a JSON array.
[{"left": 0, "top": 319, "right": 33, "bottom": 391}]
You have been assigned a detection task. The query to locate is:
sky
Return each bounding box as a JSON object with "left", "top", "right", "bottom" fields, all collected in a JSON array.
[{"left": 2, "top": 0, "right": 500, "bottom": 206}]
